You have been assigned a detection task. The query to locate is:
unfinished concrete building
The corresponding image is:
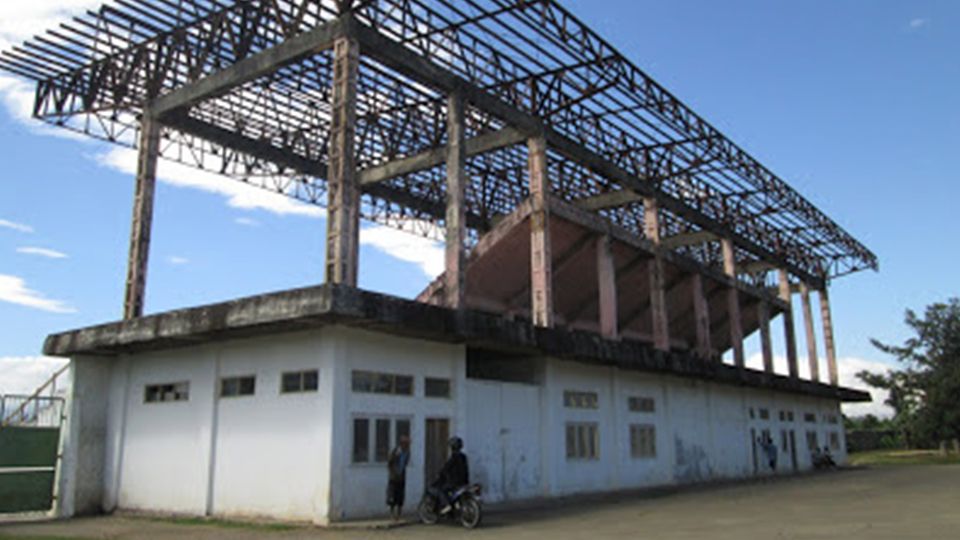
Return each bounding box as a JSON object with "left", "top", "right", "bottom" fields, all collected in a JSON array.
[{"left": 0, "top": 0, "right": 876, "bottom": 522}]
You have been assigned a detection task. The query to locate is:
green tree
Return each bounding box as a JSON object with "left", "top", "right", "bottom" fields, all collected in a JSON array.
[{"left": 859, "top": 298, "right": 960, "bottom": 447}]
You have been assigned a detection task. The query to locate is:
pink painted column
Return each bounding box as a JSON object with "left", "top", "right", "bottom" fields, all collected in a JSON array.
[
  {"left": 779, "top": 269, "right": 800, "bottom": 379},
  {"left": 644, "top": 198, "right": 670, "bottom": 351},
  {"left": 690, "top": 273, "right": 712, "bottom": 358},
  {"left": 819, "top": 287, "right": 839, "bottom": 386},
  {"left": 529, "top": 136, "right": 554, "bottom": 328},
  {"left": 722, "top": 238, "right": 744, "bottom": 368},
  {"left": 596, "top": 235, "right": 618, "bottom": 339},
  {"left": 758, "top": 301, "right": 774, "bottom": 373},
  {"left": 800, "top": 282, "right": 820, "bottom": 382}
]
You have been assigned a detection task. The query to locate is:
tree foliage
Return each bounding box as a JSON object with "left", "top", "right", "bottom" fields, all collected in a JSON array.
[{"left": 859, "top": 298, "right": 960, "bottom": 447}]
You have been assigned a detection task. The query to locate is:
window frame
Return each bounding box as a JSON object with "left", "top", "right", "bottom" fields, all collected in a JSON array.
[
  {"left": 144, "top": 381, "right": 190, "bottom": 404},
  {"left": 563, "top": 390, "right": 599, "bottom": 410},
  {"left": 627, "top": 396, "right": 656, "bottom": 413},
  {"left": 351, "top": 370, "right": 414, "bottom": 397},
  {"left": 565, "top": 422, "right": 600, "bottom": 461},
  {"left": 424, "top": 377, "right": 452, "bottom": 399},
  {"left": 280, "top": 369, "right": 319, "bottom": 394},
  {"left": 351, "top": 414, "right": 413, "bottom": 465},
  {"left": 219, "top": 375, "right": 256, "bottom": 398},
  {"left": 629, "top": 423, "right": 657, "bottom": 459}
]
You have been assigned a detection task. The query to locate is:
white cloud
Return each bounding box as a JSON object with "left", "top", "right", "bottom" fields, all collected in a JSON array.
[
  {"left": 16, "top": 246, "right": 67, "bottom": 259},
  {"left": 0, "top": 2, "right": 103, "bottom": 51},
  {"left": 745, "top": 351, "right": 895, "bottom": 419},
  {"left": 908, "top": 18, "right": 929, "bottom": 31},
  {"left": 94, "top": 147, "right": 325, "bottom": 218},
  {"left": 0, "top": 356, "right": 69, "bottom": 396},
  {"left": 235, "top": 217, "right": 261, "bottom": 227},
  {"left": 0, "top": 218, "right": 33, "bottom": 233},
  {"left": 0, "top": 274, "right": 75, "bottom": 313},
  {"left": 360, "top": 223, "right": 445, "bottom": 278},
  {"left": 168, "top": 256, "right": 189, "bottom": 265}
]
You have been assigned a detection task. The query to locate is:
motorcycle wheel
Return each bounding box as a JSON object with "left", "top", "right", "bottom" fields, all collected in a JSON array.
[
  {"left": 418, "top": 495, "right": 439, "bottom": 525},
  {"left": 459, "top": 497, "right": 482, "bottom": 529}
]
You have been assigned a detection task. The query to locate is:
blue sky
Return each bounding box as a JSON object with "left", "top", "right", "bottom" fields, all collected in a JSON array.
[{"left": 1, "top": 1, "right": 956, "bottom": 416}]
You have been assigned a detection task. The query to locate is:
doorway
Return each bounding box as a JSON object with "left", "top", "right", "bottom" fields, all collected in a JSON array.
[
  {"left": 424, "top": 418, "right": 450, "bottom": 487},
  {"left": 789, "top": 430, "right": 798, "bottom": 471}
]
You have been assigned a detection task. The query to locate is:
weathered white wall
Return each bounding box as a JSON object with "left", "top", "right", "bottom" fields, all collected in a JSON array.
[{"left": 62, "top": 326, "right": 850, "bottom": 523}]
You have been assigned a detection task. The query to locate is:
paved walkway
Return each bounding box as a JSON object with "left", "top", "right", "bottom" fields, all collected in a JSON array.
[{"left": 2, "top": 465, "right": 957, "bottom": 539}]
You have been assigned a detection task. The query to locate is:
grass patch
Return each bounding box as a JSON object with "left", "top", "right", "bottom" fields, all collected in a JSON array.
[
  {"left": 142, "top": 515, "right": 302, "bottom": 532},
  {"left": 850, "top": 449, "right": 960, "bottom": 466},
  {"left": 0, "top": 536, "right": 94, "bottom": 540}
]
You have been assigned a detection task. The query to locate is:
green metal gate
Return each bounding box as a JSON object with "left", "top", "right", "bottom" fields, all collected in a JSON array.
[{"left": 0, "top": 395, "right": 64, "bottom": 514}]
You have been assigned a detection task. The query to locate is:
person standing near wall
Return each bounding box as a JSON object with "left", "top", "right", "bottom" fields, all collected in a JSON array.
[{"left": 387, "top": 435, "right": 411, "bottom": 520}]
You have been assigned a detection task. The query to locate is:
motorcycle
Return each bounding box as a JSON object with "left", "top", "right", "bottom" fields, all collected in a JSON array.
[{"left": 417, "top": 484, "right": 483, "bottom": 529}]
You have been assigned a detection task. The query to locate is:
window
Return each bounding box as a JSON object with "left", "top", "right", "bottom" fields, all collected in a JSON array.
[
  {"left": 804, "top": 412, "right": 817, "bottom": 423},
  {"left": 281, "top": 370, "right": 318, "bottom": 393},
  {"left": 758, "top": 408, "right": 770, "bottom": 420},
  {"left": 825, "top": 414, "right": 839, "bottom": 425},
  {"left": 351, "top": 370, "right": 414, "bottom": 396},
  {"left": 749, "top": 407, "right": 755, "bottom": 419},
  {"left": 565, "top": 422, "right": 599, "bottom": 460},
  {"left": 144, "top": 382, "right": 189, "bottom": 403},
  {"left": 628, "top": 396, "right": 655, "bottom": 413},
  {"left": 806, "top": 431, "right": 819, "bottom": 451},
  {"left": 425, "top": 377, "right": 451, "bottom": 398},
  {"left": 352, "top": 416, "right": 412, "bottom": 464},
  {"left": 563, "top": 390, "right": 599, "bottom": 409},
  {"left": 787, "top": 411, "right": 795, "bottom": 422},
  {"left": 629, "top": 424, "right": 656, "bottom": 459},
  {"left": 220, "top": 375, "right": 255, "bottom": 397},
  {"left": 829, "top": 432, "right": 840, "bottom": 450}
]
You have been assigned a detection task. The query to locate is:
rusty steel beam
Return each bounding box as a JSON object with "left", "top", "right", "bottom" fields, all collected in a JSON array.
[{"left": 123, "top": 114, "right": 160, "bottom": 320}]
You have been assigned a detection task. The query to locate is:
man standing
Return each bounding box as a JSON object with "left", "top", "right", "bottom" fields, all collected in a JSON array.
[{"left": 387, "top": 435, "right": 411, "bottom": 521}]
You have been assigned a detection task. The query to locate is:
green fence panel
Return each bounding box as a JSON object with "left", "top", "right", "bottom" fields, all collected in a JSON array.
[
  {"left": 0, "top": 427, "right": 59, "bottom": 467},
  {"left": 0, "top": 470, "right": 55, "bottom": 513}
]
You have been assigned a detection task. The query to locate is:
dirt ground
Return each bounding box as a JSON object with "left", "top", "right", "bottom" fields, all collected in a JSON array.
[{"left": 2, "top": 465, "right": 957, "bottom": 540}]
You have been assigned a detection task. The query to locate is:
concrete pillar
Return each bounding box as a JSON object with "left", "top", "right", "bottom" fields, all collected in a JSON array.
[
  {"left": 443, "top": 92, "right": 467, "bottom": 309},
  {"left": 800, "top": 282, "right": 820, "bottom": 382},
  {"left": 758, "top": 301, "right": 774, "bottom": 373},
  {"left": 644, "top": 198, "right": 669, "bottom": 351},
  {"left": 123, "top": 114, "right": 160, "bottom": 320},
  {"left": 528, "top": 136, "right": 554, "bottom": 328},
  {"left": 596, "top": 235, "right": 618, "bottom": 339},
  {"left": 818, "top": 287, "right": 839, "bottom": 386},
  {"left": 325, "top": 35, "right": 360, "bottom": 286},
  {"left": 721, "top": 238, "right": 744, "bottom": 368},
  {"left": 778, "top": 269, "right": 800, "bottom": 379},
  {"left": 690, "top": 273, "right": 712, "bottom": 358}
]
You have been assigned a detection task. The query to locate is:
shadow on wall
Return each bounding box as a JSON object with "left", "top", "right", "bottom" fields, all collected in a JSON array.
[{"left": 674, "top": 437, "right": 713, "bottom": 483}]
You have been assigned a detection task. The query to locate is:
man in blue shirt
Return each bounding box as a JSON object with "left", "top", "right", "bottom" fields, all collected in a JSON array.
[{"left": 387, "top": 435, "right": 411, "bottom": 520}]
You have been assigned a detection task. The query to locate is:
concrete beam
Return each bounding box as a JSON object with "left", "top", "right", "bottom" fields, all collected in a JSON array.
[
  {"left": 819, "top": 287, "right": 839, "bottom": 387},
  {"left": 800, "top": 282, "right": 820, "bottom": 382},
  {"left": 575, "top": 189, "right": 643, "bottom": 212},
  {"left": 737, "top": 260, "right": 777, "bottom": 276},
  {"left": 358, "top": 127, "right": 524, "bottom": 185},
  {"left": 722, "top": 237, "right": 745, "bottom": 368},
  {"left": 444, "top": 93, "right": 467, "bottom": 309},
  {"left": 779, "top": 269, "right": 800, "bottom": 379},
  {"left": 123, "top": 114, "right": 160, "bottom": 320},
  {"left": 151, "top": 16, "right": 351, "bottom": 117},
  {"left": 325, "top": 36, "right": 360, "bottom": 286},
  {"left": 660, "top": 230, "right": 719, "bottom": 250},
  {"left": 529, "top": 136, "right": 554, "bottom": 328}
]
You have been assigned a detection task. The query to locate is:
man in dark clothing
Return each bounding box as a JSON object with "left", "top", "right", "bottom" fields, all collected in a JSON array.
[
  {"left": 386, "top": 435, "right": 411, "bottom": 521},
  {"left": 431, "top": 436, "right": 469, "bottom": 515}
]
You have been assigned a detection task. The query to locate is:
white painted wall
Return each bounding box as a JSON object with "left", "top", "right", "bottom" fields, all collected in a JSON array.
[{"left": 62, "top": 326, "right": 850, "bottom": 523}]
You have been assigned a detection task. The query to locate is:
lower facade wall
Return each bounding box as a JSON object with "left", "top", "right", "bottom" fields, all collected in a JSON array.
[{"left": 65, "top": 326, "right": 848, "bottom": 523}]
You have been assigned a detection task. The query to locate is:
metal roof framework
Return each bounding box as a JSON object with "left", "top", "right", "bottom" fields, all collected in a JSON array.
[{"left": 0, "top": 0, "right": 877, "bottom": 288}]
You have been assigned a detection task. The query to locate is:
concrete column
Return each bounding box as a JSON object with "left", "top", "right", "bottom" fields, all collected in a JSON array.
[
  {"left": 690, "top": 273, "right": 712, "bottom": 358},
  {"left": 325, "top": 35, "right": 360, "bottom": 286},
  {"left": 799, "top": 282, "right": 820, "bottom": 382},
  {"left": 758, "top": 301, "right": 774, "bottom": 373},
  {"left": 528, "top": 136, "right": 554, "bottom": 328},
  {"left": 596, "top": 235, "right": 618, "bottom": 339},
  {"left": 721, "top": 238, "right": 744, "bottom": 368},
  {"left": 123, "top": 114, "right": 160, "bottom": 320},
  {"left": 444, "top": 92, "right": 467, "bottom": 309},
  {"left": 778, "top": 269, "right": 800, "bottom": 379},
  {"left": 644, "top": 198, "right": 669, "bottom": 351},
  {"left": 818, "top": 287, "right": 839, "bottom": 386}
]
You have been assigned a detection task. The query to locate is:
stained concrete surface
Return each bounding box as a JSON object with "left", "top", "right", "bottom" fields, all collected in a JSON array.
[{"left": 2, "top": 465, "right": 957, "bottom": 540}]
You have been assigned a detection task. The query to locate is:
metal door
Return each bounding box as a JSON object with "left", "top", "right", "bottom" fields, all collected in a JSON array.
[
  {"left": 424, "top": 418, "right": 450, "bottom": 487},
  {"left": 0, "top": 395, "right": 64, "bottom": 513}
]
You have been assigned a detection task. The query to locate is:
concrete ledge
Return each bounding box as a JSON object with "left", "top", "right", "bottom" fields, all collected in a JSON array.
[{"left": 43, "top": 284, "right": 869, "bottom": 402}]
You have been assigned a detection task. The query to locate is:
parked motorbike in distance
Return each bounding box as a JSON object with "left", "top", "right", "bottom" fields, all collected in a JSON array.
[{"left": 417, "top": 484, "right": 483, "bottom": 529}]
